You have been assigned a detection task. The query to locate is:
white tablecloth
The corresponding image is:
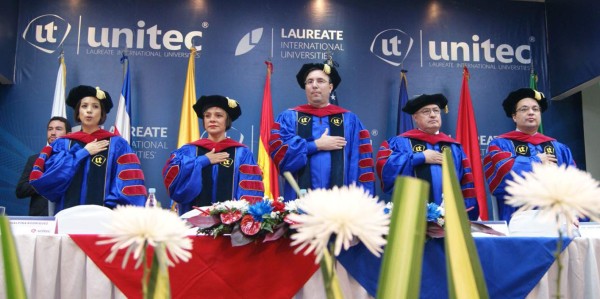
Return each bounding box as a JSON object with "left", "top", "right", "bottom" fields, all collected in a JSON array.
[
  {"left": 0, "top": 234, "right": 126, "bottom": 299},
  {"left": 528, "top": 237, "right": 600, "bottom": 299},
  {"left": 1, "top": 234, "right": 599, "bottom": 299}
]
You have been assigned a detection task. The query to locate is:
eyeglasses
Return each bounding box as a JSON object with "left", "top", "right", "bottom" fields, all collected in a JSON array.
[
  {"left": 305, "top": 78, "right": 330, "bottom": 86},
  {"left": 516, "top": 106, "right": 541, "bottom": 113},
  {"left": 418, "top": 108, "right": 441, "bottom": 116}
]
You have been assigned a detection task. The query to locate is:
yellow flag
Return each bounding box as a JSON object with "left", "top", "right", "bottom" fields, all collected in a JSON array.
[
  {"left": 177, "top": 48, "right": 200, "bottom": 148},
  {"left": 442, "top": 149, "right": 488, "bottom": 299}
]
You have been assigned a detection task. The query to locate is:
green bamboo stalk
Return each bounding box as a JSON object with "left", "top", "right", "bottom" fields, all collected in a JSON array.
[
  {"left": 441, "top": 149, "right": 488, "bottom": 299},
  {"left": 0, "top": 216, "right": 28, "bottom": 299},
  {"left": 146, "top": 244, "right": 172, "bottom": 299},
  {"left": 320, "top": 245, "right": 343, "bottom": 299},
  {"left": 377, "top": 176, "right": 429, "bottom": 299}
]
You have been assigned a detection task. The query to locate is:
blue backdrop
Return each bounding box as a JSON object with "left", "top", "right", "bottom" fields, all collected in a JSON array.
[{"left": 0, "top": 0, "right": 583, "bottom": 216}]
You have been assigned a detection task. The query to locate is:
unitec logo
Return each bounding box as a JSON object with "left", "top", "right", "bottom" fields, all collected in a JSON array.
[
  {"left": 22, "top": 14, "right": 71, "bottom": 54},
  {"left": 370, "top": 29, "right": 413, "bottom": 67}
]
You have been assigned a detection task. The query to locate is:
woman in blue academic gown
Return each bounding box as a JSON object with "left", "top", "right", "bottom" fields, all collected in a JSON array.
[
  {"left": 30, "top": 85, "right": 147, "bottom": 214},
  {"left": 162, "top": 95, "right": 264, "bottom": 214}
]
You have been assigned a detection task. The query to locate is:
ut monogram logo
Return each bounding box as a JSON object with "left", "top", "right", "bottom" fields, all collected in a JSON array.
[
  {"left": 220, "top": 158, "right": 233, "bottom": 168},
  {"left": 92, "top": 155, "right": 107, "bottom": 167},
  {"left": 298, "top": 116, "right": 311, "bottom": 125},
  {"left": 22, "top": 14, "right": 71, "bottom": 54},
  {"left": 515, "top": 145, "right": 529, "bottom": 156},
  {"left": 370, "top": 29, "right": 413, "bottom": 67},
  {"left": 412, "top": 144, "right": 426, "bottom": 152},
  {"left": 330, "top": 117, "right": 343, "bottom": 126}
]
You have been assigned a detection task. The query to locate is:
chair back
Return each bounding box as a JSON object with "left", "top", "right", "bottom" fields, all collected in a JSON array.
[{"left": 54, "top": 205, "right": 113, "bottom": 234}]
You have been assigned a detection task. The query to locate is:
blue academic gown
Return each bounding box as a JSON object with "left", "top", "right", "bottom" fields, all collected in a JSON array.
[
  {"left": 484, "top": 131, "right": 576, "bottom": 221},
  {"left": 163, "top": 138, "right": 264, "bottom": 214},
  {"left": 30, "top": 129, "right": 147, "bottom": 214},
  {"left": 376, "top": 129, "right": 478, "bottom": 220},
  {"left": 269, "top": 104, "right": 375, "bottom": 201}
]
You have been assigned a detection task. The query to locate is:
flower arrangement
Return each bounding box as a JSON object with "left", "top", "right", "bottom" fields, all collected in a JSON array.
[
  {"left": 427, "top": 202, "right": 445, "bottom": 226},
  {"left": 186, "top": 198, "right": 299, "bottom": 246},
  {"left": 425, "top": 202, "right": 446, "bottom": 238}
]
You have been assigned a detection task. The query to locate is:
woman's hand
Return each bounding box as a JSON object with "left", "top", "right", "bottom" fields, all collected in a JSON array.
[
  {"left": 205, "top": 148, "right": 230, "bottom": 164},
  {"left": 85, "top": 139, "right": 109, "bottom": 155}
]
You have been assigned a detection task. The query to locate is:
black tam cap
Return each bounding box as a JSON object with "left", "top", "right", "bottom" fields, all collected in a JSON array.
[
  {"left": 402, "top": 94, "right": 448, "bottom": 114},
  {"left": 502, "top": 88, "right": 547, "bottom": 117},
  {"left": 66, "top": 85, "right": 113, "bottom": 113},
  {"left": 296, "top": 62, "right": 341, "bottom": 90},
  {"left": 193, "top": 95, "right": 242, "bottom": 121}
]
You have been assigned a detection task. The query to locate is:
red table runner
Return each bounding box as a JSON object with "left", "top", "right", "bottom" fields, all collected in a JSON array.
[{"left": 70, "top": 235, "right": 319, "bottom": 299}]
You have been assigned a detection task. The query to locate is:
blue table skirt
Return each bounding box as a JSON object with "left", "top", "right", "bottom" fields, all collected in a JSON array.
[{"left": 338, "top": 237, "right": 571, "bottom": 299}]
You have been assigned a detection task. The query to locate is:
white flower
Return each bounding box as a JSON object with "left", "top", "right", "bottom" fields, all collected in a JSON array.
[
  {"left": 284, "top": 199, "right": 300, "bottom": 212},
  {"left": 98, "top": 206, "right": 193, "bottom": 269},
  {"left": 288, "top": 185, "right": 390, "bottom": 263},
  {"left": 505, "top": 163, "right": 600, "bottom": 228},
  {"left": 214, "top": 199, "right": 249, "bottom": 212}
]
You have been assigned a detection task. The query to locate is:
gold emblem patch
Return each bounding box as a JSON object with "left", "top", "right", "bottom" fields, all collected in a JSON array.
[
  {"left": 92, "top": 155, "right": 106, "bottom": 166},
  {"left": 298, "top": 116, "right": 311, "bottom": 125},
  {"left": 220, "top": 158, "right": 233, "bottom": 168},
  {"left": 330, "top": 116, "right": 343, "bottom": 126},
  {"left": 515, "top": 145, "right": 529, "bottom": 156},
  {"left": 412, "top": 144, "right": 426, "bottom": 152},
  {"left": 544, "top": 145, "right": 555, "bottom": 155}
]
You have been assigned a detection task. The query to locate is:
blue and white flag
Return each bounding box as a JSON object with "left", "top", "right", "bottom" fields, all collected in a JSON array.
[
  {"left": 113, "top": 55, "right": 132, "bottom": 143},
  {"left": 329, "top": 89, "right": 339, "bottom": 106}
]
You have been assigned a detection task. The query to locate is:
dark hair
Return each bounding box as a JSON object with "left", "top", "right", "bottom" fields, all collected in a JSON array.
[
  {"left": 74, "top": 98, "right": 108, "bottom": 125},
  {"left": 48, "top": 116, "right": 72, "bottom": 133},
  {"left": 225, "top": 115, "right": 233, "bottom": 130}
]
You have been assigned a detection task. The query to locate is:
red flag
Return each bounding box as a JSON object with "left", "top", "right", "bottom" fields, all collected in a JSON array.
[
  {"left": 258, "top": 61, "right": 280, "bottom": 199},
  {"left": 456, "top": 66, "right": 489, "bottom": 220}
]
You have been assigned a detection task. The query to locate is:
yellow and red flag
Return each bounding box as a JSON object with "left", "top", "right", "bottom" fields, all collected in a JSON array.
[{"left": 258, "top": 61, "right": 280, "bottom": 199}]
